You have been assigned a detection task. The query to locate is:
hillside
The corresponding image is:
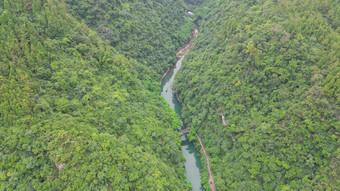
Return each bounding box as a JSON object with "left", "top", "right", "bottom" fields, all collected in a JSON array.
[
  {"left": 1, "top": 0, "right": 339, "bottom": 190},
  {"left": 64, "top": 0, "right": 196, "bottom": 76},
  {"left": 0, "top": 0, "right": 190, "bottom": 190},
  {"left": 175, "top": 0, "right": 340, "bottom": 190}
]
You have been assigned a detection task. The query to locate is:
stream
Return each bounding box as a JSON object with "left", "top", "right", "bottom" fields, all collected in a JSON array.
[{"left": 160, "top": 31, "right": 203, "bottom": 190}]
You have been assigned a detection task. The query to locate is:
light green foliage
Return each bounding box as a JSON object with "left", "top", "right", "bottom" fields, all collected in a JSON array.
[
  {"left": 175, "top": 0, "right": 339, "bottom": 190},
  {"left": 187, "top": 125, "right": 197, "bottom": 142},
  {"left": 0, "top": 0, "right": 190, "bottom": 190}
]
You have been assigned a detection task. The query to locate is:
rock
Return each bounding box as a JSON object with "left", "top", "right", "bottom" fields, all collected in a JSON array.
[
  {"left": 181, "top": 135, "right": 186, "bottom": 141},
  {"left": 56, "top": 162, "right": 66, "bottom": 172}
]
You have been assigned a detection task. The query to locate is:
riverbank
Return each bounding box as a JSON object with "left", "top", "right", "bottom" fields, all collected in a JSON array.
[
  {"left": 160, "top": 28, "right": 199, "bottom": 85},
  {"left": 170, "top": 27, "right": 216, "bottom": 191},
  {"left": 176, "top": 28, "right": 199, "bottom": 58},
  {"left": 160, "top": 27, "right": 203, "bottom": 190}
]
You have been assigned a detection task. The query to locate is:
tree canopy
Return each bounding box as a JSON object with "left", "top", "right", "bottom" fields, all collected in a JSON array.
[
  {"left": 0, "top": 0, "right": 194, "bottom": 190},
  {"left": 175, "top": 0, "right": 339, "bottom": 190}
]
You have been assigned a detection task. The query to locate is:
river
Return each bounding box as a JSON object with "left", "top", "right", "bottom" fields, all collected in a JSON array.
[{"left": 160, "top": 39, "right": 203, "bottom": 190}]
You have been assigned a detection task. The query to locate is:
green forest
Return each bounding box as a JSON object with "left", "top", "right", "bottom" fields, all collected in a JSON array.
[
  {"left": 0, "top": 0, "right": 195, "bottom": 190},
  {"left": 1, "top": 0, "right": 339, "bottom": 190},
  {"left": 175, "top": 0, "right": 339, "bottom": 190}
]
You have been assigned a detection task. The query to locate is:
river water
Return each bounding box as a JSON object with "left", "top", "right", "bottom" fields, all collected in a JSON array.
[{"left": 160, "top": 57, "right": 203, "bottom": 191}]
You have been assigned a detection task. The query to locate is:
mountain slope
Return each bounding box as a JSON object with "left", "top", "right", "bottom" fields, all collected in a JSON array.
[
  {"left": 64, "top": 0, "right": 196, "bottom": 76},
  {"left": 0, "top": 0, "right": 187, "bottom": 190},
  {"left": 175, "top": 0, "right": 340, "bottom": 190}
]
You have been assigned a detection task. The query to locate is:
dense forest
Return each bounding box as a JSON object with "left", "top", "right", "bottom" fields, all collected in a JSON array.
[
  {"left": 64, "top": 0, "right": 196, "bottom": 76},
  {"left": 1, "top": 0, "right": 339, "bottom": 190},
  {"left": 175, "top": 0, "right": 339, "bottom": 190},
  {"left": 0, "top": 0, "right": 194, "bottom": 190}
]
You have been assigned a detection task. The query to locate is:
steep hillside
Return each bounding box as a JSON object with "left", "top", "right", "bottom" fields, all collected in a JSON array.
[
  {"left": 0, "top": 0, "right": 188, "bottom": 190},
  {"left": 64, "top": 0, "right": 196, "bottom": 76},
  {"left": 175, "top": 0, "right": 339, "bottom": 190}
]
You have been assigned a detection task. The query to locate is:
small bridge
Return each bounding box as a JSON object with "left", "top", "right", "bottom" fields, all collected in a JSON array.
[{"left": 178, "top": 129, "right": 190, "bottom": 135}]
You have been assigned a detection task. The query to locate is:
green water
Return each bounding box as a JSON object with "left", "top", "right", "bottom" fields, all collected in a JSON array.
[{"left": 161, "top": 57, "right": 203, "bottom": 191}]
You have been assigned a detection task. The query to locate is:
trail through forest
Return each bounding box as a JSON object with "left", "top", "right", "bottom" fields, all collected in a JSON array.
[{"left": 197, "top": 135, "right": 216, "bottom": 191}]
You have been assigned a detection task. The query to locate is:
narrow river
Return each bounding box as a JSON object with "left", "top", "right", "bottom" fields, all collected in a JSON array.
[{"left": 160, "top": 37, "right": 203, "bottom": 190}]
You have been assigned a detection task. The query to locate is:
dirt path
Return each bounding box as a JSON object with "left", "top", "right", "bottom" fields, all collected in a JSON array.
[{"left": 197, "top": 134, "right": 216, "bottom": 191}]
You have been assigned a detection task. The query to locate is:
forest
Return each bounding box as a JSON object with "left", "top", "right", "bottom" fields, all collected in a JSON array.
[
  {"left": 175, "top": 0, "right": 339, "bottom": 190},
  {"left": 64, "top": 0, "right": 196, "bottom": 77},
  {"left": 0, "top": 0, "right": 195, "bottom": 190},
  {"left": 1, "top": 0, "right": 339, "bottom": 190}
]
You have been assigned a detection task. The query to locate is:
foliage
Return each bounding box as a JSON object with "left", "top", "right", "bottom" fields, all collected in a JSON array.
[
  {"left": 175, "top": 0, "right": 340, "bottom": 190},
  {"left": 64, "top": 0, "right": 196, "bottom": 77},
  {"left": 0, "top": 0, "right": 190, "bottom": 190}
]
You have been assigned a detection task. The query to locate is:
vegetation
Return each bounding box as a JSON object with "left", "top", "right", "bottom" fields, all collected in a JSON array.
[
  {"left": 175, "top": 0, "right": 340, "bottom": 190},
  {"left": 2, "top": 0, "right": 339, "bottom": 190},
  {"left": 64, "top": 0, "right": 196, "bottom": 76},
  {"left": 0, "top": 0, "right": 194, "bottom": 190}
]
